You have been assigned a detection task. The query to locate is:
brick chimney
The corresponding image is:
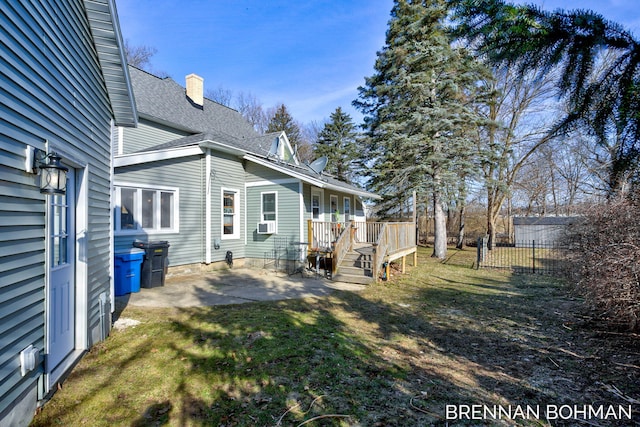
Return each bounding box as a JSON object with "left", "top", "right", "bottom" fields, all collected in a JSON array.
[{"left": 185, "top": 73, "right": 204, "bottom": 107}]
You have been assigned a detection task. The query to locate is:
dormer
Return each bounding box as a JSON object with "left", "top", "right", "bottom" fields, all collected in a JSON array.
[{"left": 267, "top": 131, "right": 299, "bottom": 165}]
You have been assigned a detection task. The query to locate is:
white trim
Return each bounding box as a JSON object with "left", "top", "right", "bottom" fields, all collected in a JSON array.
[
  {"left": 243, "top": 154, "right": 381, "bottom": 200},
  {"left": 47, "top": 350, "right": 84, "bottom": 392},
  {"left": 199, "top": 140, "right": 247, "bottom": 157},
  {"left": 109, "top": 123, "right": 115, "bottom": 313},
  {"left": 113, "top": 183, "right": 180, "bottom": 234},
  {"left": 311, "top": 188, "right": 324, "bottom": 222},
  {"left": 205, "top": 150, "right": 212, "bottom": 263},
  {"left": 244, "top": 182, "right": 248, "bottom": 245},
  {"left": 245, "top": 178, "right": 299, "bottom": 188},
  {"left": 275, "top": 132, "right": 300, "bottom": 165},
  {"left": 75, "top": 166, "right": 89, "bottom": 351},
  {"left": 46, "top": 159, "right": 81, "bottom": 390},
  {"left": 221, "top": 187, "right": 241, "bottom": 240},
  {"left": 343, "top": 196, "right": 352, "bottom": 223},
  {"left": 114, "top": 146, "right": 202, "bottom": 167},
  {"left": 260, "top": 190, "right": 278, "bottom": 234},
  {"left": 299, "top": 181, "right": 304, "bottom": 245},
  {"left": 117, "top": 126, "right": 124, "bottom": 155}
]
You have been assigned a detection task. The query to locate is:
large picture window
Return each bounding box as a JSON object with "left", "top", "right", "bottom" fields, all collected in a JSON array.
[
  {"left": 222, "top": 188, "right": 240, "bottom": 239},
  {"left": 115, "top": 184, "right": 178, "bottom": 233}
]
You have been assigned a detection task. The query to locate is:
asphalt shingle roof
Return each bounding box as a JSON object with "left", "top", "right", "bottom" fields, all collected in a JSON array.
[
  {"left": 130, "top": 66, "right": 259, "bottom": 146},
  {"left": 128, "top": 66, "right": 378, "bottom": 199}
]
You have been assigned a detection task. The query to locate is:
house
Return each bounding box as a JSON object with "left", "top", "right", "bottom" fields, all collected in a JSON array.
[
  {"left": 513, "top": 216, "right": 577, "bottom": 247},
  {"left": 113, "top": 66, "right": 380, "bottom": 278},
  {"left": 0, "top": 1, "right": 136, "bottom": 425}
]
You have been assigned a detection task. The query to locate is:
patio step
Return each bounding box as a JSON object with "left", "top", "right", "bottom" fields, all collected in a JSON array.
[{"left": 332, "top": 272, "right": 374, "bottom": 285}]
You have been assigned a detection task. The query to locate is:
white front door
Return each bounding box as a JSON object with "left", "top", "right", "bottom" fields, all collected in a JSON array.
[{"left": 47, "top": 169, "right": 75, "bottom": 372}]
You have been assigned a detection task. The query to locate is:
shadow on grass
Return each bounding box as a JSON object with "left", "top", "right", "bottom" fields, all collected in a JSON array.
[{"left": 32, "top": 249, "right": 640, "bottom": 426}]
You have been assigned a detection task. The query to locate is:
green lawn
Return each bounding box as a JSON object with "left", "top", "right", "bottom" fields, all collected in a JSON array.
[{"left": 31, "top": 247, "right": 639, "bottom": 426}]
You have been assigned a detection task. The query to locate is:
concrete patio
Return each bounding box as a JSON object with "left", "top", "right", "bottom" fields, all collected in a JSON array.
[{"left": 114, "top": 267, "right": 366, "bottom": 310}]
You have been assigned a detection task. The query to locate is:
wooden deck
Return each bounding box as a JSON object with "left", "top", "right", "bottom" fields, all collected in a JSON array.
[{"left": 308, "top": 221, "right": 417, "bottom": 283}]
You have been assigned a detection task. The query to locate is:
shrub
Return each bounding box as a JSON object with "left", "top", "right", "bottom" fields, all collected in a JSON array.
[{"left": 565, "top": 200, "right": 640, "bottom": 330}]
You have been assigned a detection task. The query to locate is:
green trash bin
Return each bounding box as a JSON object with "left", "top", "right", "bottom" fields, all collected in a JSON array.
[{"left": 133, "top": 241, "right": 170, "bottom": 288}]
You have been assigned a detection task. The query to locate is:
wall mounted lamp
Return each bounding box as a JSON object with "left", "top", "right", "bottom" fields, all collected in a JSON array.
[{"left": 25, "top": 145, "right": 69, "bottom": 195}]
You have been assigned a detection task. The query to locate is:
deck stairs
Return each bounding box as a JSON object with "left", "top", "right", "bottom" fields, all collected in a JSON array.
[{"left": 332, "top": 244, "right": 375, "bottom": 285}]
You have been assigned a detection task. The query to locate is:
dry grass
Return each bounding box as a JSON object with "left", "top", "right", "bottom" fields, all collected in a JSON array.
[{"left": 31, "top": 247, "right": 639, "bottom": 426}]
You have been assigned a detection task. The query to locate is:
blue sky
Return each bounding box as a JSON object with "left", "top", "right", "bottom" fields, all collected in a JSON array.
[{"left": 116, "top": 0, "right": 640, "bottom": 126}]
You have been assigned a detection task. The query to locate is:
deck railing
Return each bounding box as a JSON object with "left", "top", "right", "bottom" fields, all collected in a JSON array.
[
  {"left": 372, "top": 222, "right": 417, "bottom": 281},
  {"left": 308, "top": 220, "right": 417, "bottom": 280},
  {"left": 307, "top": 220, "right": 351, "bottom": 276},
  {"left": 309, "top": 221, "right": 347, "bottom": 251}
]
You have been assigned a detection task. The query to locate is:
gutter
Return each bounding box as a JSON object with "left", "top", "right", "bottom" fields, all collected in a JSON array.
[{"left": 243, "top": 154, "right": 381, "bottom": 200}]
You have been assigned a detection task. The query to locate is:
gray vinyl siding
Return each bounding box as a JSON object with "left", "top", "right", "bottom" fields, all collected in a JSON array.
[
  {"left": 120, "top": 118, "right": 190, "bottom": 155},
  {"left": 209, "top": 152, "right": 246, "bottom": 261},
  {"left": 1, "top": 0, "right": 114, "bottom": 415},
  {"left": 245, "top": 182, "right": 302, "bottom": 260},
  {"left": 114, "top": 156, "right": 204, "bottom": 266},
  {"left": 245, "top": 161, "right": 292, "bottom": 183}
]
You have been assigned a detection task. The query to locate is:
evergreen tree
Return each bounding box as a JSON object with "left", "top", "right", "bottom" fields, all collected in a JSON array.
[
  {"left": 451, "top": 0, "right": 640, "bottom": 197},
  {"left": 354, "top": 0, "right": 487, "bottom": 259},
  {"left": 266, "top": 104, "right": 302, "bottom": 151},
  {"left": 314, "top": 107, "right": 359, "bottom": 183}
]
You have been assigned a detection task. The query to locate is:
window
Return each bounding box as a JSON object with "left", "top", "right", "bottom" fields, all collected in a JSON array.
[
  {"left": 330, "top": 195, "right": 338, "bottom": 222},
  {"left": 312, "top": 192, "right": 321, "bottom": 220},
  {"left": 115, "top": 185, "right": 179, "bottom": 233},
  {"left": 343, "top": 197, "right": 351, "bottom": 222},
  {"left": 120, "top": 188, "right": 136, "bottom": 230},
  {"left": 261, "top": 192, "right": 277, "bottom": 222},
  {"left": 222, "top": 188, "right": 240, "bottom": 239}
]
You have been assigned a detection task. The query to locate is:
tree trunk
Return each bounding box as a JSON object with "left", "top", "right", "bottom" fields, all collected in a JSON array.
[
  {"left": 456, "top": 203, "right": 465, "bottom": 250},
  {"left": 486, "top": 192, "right": 498, "bottom": 250},
  {"left": 486, "top": 188, "right": 506, "bottom": 250},
  {"left": 432, "top": 189, "right": 447, "bottom": 259}
]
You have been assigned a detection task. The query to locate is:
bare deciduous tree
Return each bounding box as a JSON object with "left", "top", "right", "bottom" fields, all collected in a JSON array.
[
  {"left": 124, "top": 39, "right": 156, "bottom": 70},
  {"left": 476, "top": 65, "right": 559, "bottom": 248},
  {"left": 206, "top": 86, "right": 233, "bottom": 107},
  {"left": 236, "top": 92, "right": 269, "bottom": 134}
]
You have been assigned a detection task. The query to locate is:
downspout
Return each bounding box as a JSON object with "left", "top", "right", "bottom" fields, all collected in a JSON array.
[
  {"left": 109, "top": 122, "right": 116, "bottom": 312},
  {"left": 299, "top": 180, "right": 304, "bottom": 261},
  {"left": 205, "top": 149, "right": 212, "bottom": 264}
]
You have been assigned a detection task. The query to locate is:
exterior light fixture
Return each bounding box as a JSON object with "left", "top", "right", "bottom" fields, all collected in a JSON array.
[{"left": 25, "top": 146, "right": 69, "bottom": 195}]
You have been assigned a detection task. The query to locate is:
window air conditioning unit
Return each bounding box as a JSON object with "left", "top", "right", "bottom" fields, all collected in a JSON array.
[{"left": 257, "top": 221, "right": 276, "bottom": 234}]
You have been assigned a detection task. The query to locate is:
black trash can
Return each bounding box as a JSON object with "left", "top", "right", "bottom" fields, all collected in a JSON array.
[{"left": 133, "top": 240, "right": 170, "bottom": 288}]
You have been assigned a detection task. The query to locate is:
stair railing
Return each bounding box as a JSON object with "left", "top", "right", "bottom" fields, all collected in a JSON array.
[
  {"left": 372, "top": 223, "right": 389, "bottom": 281},
  {"left": 331, "top": 221, "right": 353, "bottom": 276}
]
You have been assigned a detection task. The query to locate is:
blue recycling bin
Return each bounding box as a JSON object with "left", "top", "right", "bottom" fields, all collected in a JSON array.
[{"left": 114, "top": 248, "right": 145, "bottom": 296}]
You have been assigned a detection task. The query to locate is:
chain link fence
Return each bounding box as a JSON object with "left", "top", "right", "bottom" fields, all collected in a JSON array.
[{"left": 476, "top": 238, "right": 567, "bottom": 275}]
